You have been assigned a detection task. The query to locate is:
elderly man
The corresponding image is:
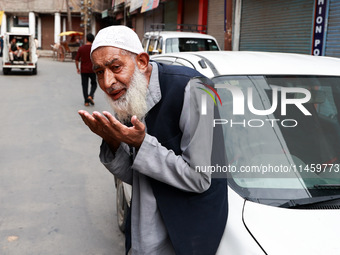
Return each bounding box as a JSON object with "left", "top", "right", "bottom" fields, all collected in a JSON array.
[{"left": 78, "top": 25, "right": 228, "bottom": 255}]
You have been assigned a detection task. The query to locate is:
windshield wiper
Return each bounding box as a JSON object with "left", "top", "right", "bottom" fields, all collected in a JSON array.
[
  {"left": 279, "top": 194, "right": 340, "bottom": 208},
  {"left": 314, "top": 184, "right": 340, "bottom": 189}
]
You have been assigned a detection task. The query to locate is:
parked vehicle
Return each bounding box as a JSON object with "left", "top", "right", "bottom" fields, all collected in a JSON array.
[
  {"left": 117, "top": 51, "right": 340, "bottom": 254},
  {"left": 2, "top": 32, "right": 38, "bottom": 75},
  {"left": 142, "top": 31, "right": 220, "bottom": 55}
]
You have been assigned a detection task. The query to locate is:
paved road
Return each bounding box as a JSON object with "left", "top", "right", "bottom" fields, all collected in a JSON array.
[{"left": 0, "top": 58, "right": 125, "bottom": 255}]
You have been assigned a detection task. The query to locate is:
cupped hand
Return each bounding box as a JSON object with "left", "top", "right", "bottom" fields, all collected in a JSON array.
[{"left": 78, "top": 110, "right": 146, "bottom": 150}]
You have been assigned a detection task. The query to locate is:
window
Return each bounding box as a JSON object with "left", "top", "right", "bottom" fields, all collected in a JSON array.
[
  {"left": 13, "top": 16, "right": 29, "bottom": 27},
  {"left": 165, "top": 38, "right": 219, "bottom": 53}
]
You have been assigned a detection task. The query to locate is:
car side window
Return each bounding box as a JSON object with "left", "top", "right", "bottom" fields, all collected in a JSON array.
[{"left": 165, "top": 38, "right": 180, "bottom": 53}]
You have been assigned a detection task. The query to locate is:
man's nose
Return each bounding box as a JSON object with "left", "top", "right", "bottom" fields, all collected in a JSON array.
[{"left": 103, "top": 70, "right": 117, "bottom": 91}]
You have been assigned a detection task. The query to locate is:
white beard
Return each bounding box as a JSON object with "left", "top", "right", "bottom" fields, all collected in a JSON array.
[{"left": 106, "top": 66, "right": 148, "bottom": 124}]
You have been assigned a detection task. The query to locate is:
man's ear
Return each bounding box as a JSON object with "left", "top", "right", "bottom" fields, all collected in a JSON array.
[{"left": 136, "top": 52, "right": 149, "bottom": 72}]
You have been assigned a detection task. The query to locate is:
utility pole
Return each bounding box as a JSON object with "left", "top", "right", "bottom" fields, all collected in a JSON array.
[
  {"left": 80, "top": 0, "right": 93, "bottom": 42},
  {"left": 66, "top": 0, "right": 73, "bottom": 30}
]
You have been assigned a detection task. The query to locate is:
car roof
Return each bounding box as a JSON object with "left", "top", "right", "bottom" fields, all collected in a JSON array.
[
  {"left": 144, "top": 31, "right": 217, "bottom": 39},
  {"left": 151, "top": 51, "right": 340, "bottom": 77},
  {"left": 5, "top": 32, "right": 33, "bottom": 37}
]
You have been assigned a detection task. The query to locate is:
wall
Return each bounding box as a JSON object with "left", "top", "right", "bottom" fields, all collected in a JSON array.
[
  {"left": 164, "top": 0, "right": 178, "bottom": 31},
  {"left": 0, "top": 0, "right": 109, "bottom": 13},
  {"left": 135, "top": 14, "right": 144, "bottom": 40},
  {"left": 40, "top": 14, "right": 54, "bottom": 50},
  {"left": 143, "top": 4, "right": 163, "bottom": 32},
  {"left": 182, "top": 0, "right": 198, "bottom": 25}
]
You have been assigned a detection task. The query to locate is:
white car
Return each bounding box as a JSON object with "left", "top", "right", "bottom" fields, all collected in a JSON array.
[
  {"left": 142, "top": 31, "right": 220, "bottom": 55},
  {"left": 117, "top": 51, "right": 340, "bottom": 254}
]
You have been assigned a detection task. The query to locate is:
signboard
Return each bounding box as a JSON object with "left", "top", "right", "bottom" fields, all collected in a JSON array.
[
  {"left": 114, "top": 0, "right": 125, "bottom": 7},
  {"left": 130, "top": 0, "right": 143, "bottom": 12},
  {"left": 312, "top": 0, "right": 328, "bottom": 56},
  {"left": 18, "top": 16, "right": 29, "bottom": 26},
  {"left": 141, "top": 0, "right": 159, "bottom": 13}
]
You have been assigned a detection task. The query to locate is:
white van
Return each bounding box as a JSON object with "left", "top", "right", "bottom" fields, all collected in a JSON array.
[
  {"left": 142, "top": 31, "right": 220, "bottom": 55},
  {"left": 2, "top": 32, "right": 38, "bottom": 75}
]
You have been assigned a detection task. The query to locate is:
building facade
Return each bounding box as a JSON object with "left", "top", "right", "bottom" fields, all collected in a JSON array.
[
  {"left": 107, "top": 0, "right": 228, "bottom": 49},
  {"left": 1, "top": 0, "right": 339, "bottom": 57},
  {"left": 106, "top": 0, "right": 340, "bottom": 57},
  {"left": 234, "top": 0, "right": 339, "bottom": 57},
  {"left": 0, "top": 0, "right": 110, "bottom": 50}
]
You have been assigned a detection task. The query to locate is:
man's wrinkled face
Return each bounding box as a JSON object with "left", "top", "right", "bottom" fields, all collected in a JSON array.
[
  {"left": 92, "top": 46, "right": 148, "bottom": 123},
  {"left": 92, "top": 46, "right": 136, "bottom": 101}
]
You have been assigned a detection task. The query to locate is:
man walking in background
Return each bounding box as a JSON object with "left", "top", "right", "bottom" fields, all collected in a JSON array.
[{"left": 75, "top": 33, "right": 97, "bottom": 106}]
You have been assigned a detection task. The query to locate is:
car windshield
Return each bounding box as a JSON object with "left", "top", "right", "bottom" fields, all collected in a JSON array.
[
  {"left": 212, "top": 75, "right": 340, "bottom": 205},
  {"left": 165, "top": 38, "right": 219, "bottom": 53}
]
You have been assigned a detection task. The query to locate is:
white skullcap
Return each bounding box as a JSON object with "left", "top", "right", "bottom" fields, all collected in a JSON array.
[{"left": 91, "top": 25, "right": 144, "bottom": 56}]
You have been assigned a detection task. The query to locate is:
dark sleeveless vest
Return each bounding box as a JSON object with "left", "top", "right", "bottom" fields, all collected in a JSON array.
[{"left": 145, "top": 62, "right": 228, "bottom": 255}]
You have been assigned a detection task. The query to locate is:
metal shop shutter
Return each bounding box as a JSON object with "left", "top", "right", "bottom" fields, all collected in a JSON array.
[
  {"left": 144, "top": 4, "right": 163, "bottom": 32},
  {"left": 164, "top": 0, "right": 178, "bottom": 31},
  {"left": 325, "top": 0, "right": 340, "bottom": 57},
  {"left": 239, "top": 0, "right": 314, "bottom": 54}
]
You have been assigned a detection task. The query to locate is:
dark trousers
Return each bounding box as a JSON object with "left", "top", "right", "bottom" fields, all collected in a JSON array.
[{"left": 81, "top": 73, "right": 97, "bottom": 103}]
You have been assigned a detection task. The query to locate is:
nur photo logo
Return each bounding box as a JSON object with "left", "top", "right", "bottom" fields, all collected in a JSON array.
[
  {"left": 196, "top": 81, "right": 312, "bottom": 128},
  {"left": 197, "top": 82, "right": 222, "bottom": 115}
]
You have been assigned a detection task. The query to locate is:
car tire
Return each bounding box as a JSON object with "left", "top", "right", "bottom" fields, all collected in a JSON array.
[
  {"left": 32, "top": 65, "right": 37, "bottom": 75},
  {"left": 116, "top": 178, "right": 129, "bottom": 233},
  {"left": 3, "top": 67, "right": 10, "bottom": 75}
]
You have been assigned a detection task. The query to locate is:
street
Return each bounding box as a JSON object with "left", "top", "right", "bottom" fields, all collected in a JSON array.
[{"left": 0, "top": 57, "right": 125, "bottom": 255}]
